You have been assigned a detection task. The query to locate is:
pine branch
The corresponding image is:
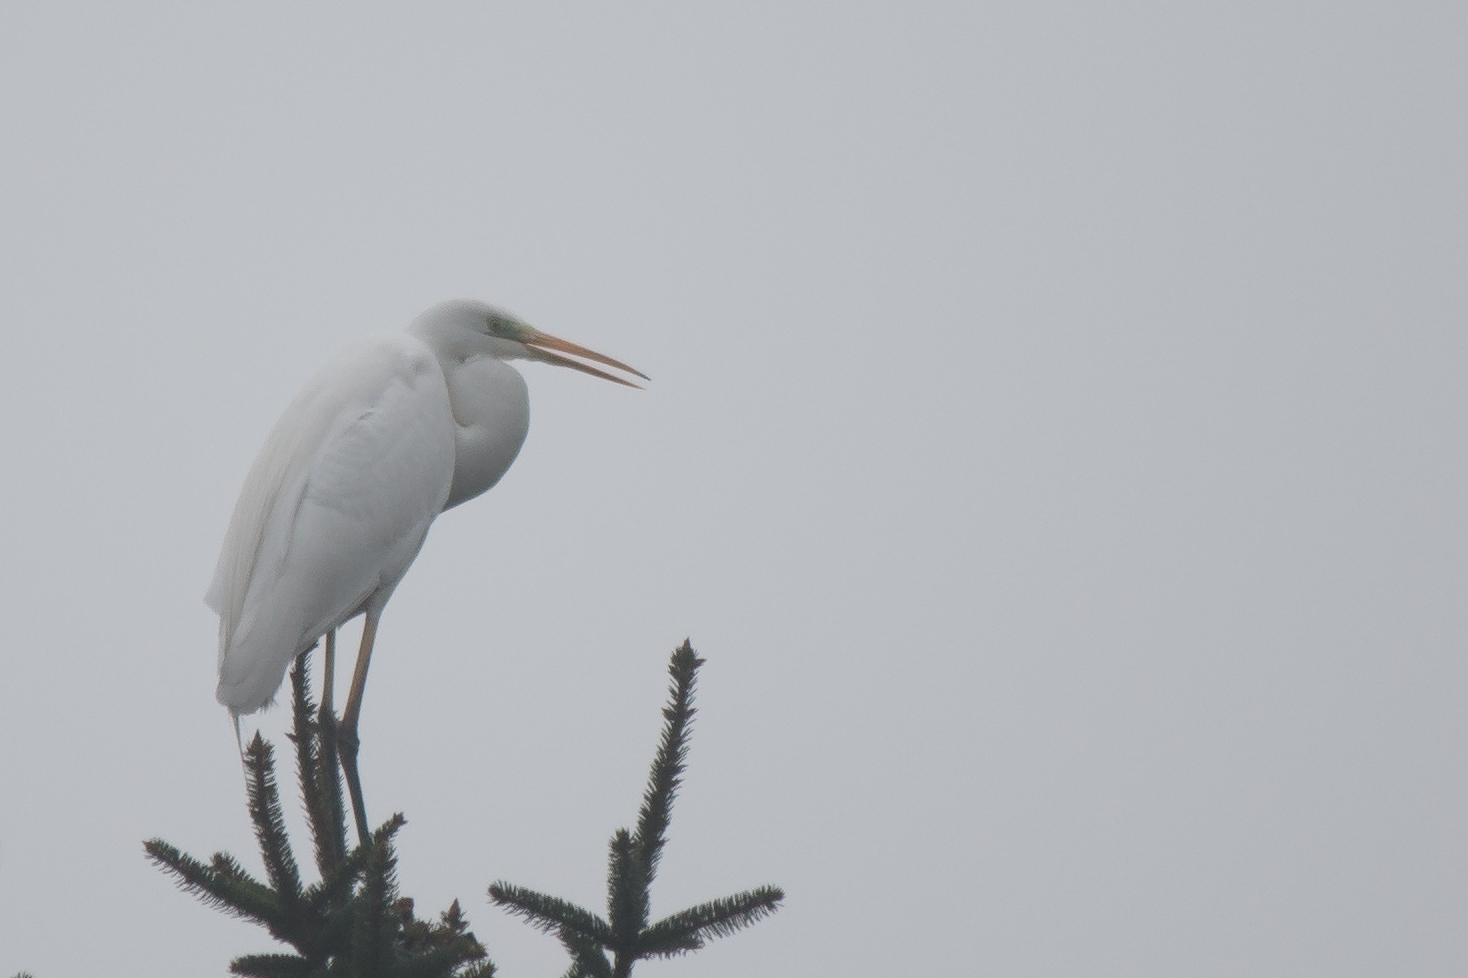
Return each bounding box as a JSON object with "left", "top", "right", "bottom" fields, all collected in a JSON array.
[
  {"left": 302, "top": 842, "right": 368, "bottom": 916},
  {"left": 228, "top": 952, "right": 315, "bottom": 977},
  {"left": 555, "top": 928, "right": 613, "bottom": 978},
  {"left": 604, "top": 830, "right": 649, "bottom": 949},
  {"left": 390, "top": 943, "right": 487, "bottom": 978},
  {"left": 487, "top": 883, "right": 611, "bottom": 942},
  {"left": 632, "top": 640, "right": 702, "bottom": 885},
  {"left": 288, "top": 649, "right": 347, "bottom": 875},
  {"left": 351, "top": 815, "right": 407, "bottom": 972},
  {"left": 289, "top": 649, "right": 322, "bottom": 848},
  {"left": 492, "top": 640, "right": 781, "bottom": 978},
  {"left": 148, "top": 654, "right": 492, "bottom": 977},
  {"left": 638, "top": 886, "right": 785, "bottom": 956},
  {"left": 144, "top": 839, "right": 284, "bottom": 929},
  {"left": 457, "top": 964, "right": 498, "bottom": 978},
  {"left": 438, "top": 900, "right": 473, "bottom": 938},
  {"left": 244, "top": 734, "right": 305, "bottom": 914}
]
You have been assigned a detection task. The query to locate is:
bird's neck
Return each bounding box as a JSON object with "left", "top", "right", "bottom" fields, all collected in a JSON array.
[{"left": 441, "top": 356, "right": 531, "bottom": 509}]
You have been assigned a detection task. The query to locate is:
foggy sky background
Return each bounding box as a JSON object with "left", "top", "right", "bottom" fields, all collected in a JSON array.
[{"left": 1, "top": 4, "right": 1464, "bottom": 976}]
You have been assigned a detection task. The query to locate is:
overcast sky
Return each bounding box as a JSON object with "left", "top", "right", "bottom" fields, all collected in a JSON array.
[{"left": 0, "top": 4, "right": 1464, "bottom": 976}]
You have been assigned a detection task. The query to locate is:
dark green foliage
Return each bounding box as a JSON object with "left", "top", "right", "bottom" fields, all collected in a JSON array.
[
  {"left": 291, "top": 654, "right": 348, "bottom": 876},
  {"left": 145, "top": 651, "right": 493, "bottom": 978},
  {"left": 145, "top": 638, "right": 781, "bottom": 977},
  {"left": 489, "top": 640, "right": 783, "bottom": 978}
]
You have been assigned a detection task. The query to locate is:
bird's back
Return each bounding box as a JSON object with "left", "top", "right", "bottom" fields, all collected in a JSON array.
[{"left": 209, "top": 334, "right": 456, "bottom": 714}]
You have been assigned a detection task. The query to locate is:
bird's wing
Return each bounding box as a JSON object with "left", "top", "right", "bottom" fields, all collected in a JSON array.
[{"left": 209, "top": 334, "right": 456, "bottom": 713}]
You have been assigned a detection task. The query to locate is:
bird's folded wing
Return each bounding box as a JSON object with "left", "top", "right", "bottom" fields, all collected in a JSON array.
[{"left": 209, "top": 334, "right": 455, "bottom": 712}]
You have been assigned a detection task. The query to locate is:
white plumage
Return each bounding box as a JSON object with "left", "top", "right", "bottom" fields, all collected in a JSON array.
[
  {"left": 208, "top": 334, "right": 458, "bottom": 713},
  {"left": 205, "top": 299, "right": 644, "bottom": 836}
]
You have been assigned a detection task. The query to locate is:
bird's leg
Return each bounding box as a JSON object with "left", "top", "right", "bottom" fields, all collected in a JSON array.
[
  {"left": 314, "top": 629, "right": 345, "bottom": 839},
  {"left": 319, "top": 629, "right": 336, "bottom": 724},
  {"left": 338, "top": 612, "right": 379, "bottom": 845}
]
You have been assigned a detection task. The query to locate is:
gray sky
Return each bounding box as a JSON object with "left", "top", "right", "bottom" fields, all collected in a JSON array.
[{"left": 1, "top": 3, "right": 1464, "bottom": 975}]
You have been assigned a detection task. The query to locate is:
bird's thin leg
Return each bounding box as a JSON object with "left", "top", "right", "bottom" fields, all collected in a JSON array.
[
  {"left": 316, "top": 629, "right": 342, "bottom": 825},
  {"left": 338, "top": 612, "right": 379, "bottom": 845},
  {"left": 319, "top": 629, "right": 336, "bottom": 724}
]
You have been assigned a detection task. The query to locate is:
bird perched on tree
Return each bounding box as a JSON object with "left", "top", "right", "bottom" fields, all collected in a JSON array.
[{"left": 207, "top": 299, "right": 645, "bottom": 839}]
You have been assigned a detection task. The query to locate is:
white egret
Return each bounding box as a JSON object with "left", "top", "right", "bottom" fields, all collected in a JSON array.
[{"left": 207, "top": 299, "right": 645, "bottom": 839}]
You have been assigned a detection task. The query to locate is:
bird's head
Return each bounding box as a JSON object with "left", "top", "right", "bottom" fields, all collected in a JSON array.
[{"left": 411, "top": 299, "right": 648, "bottom": 388}]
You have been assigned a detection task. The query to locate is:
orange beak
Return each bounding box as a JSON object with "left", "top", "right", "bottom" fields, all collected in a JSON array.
[{"left": 521, "top": 329, "right": 649, "bottom": 389}]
